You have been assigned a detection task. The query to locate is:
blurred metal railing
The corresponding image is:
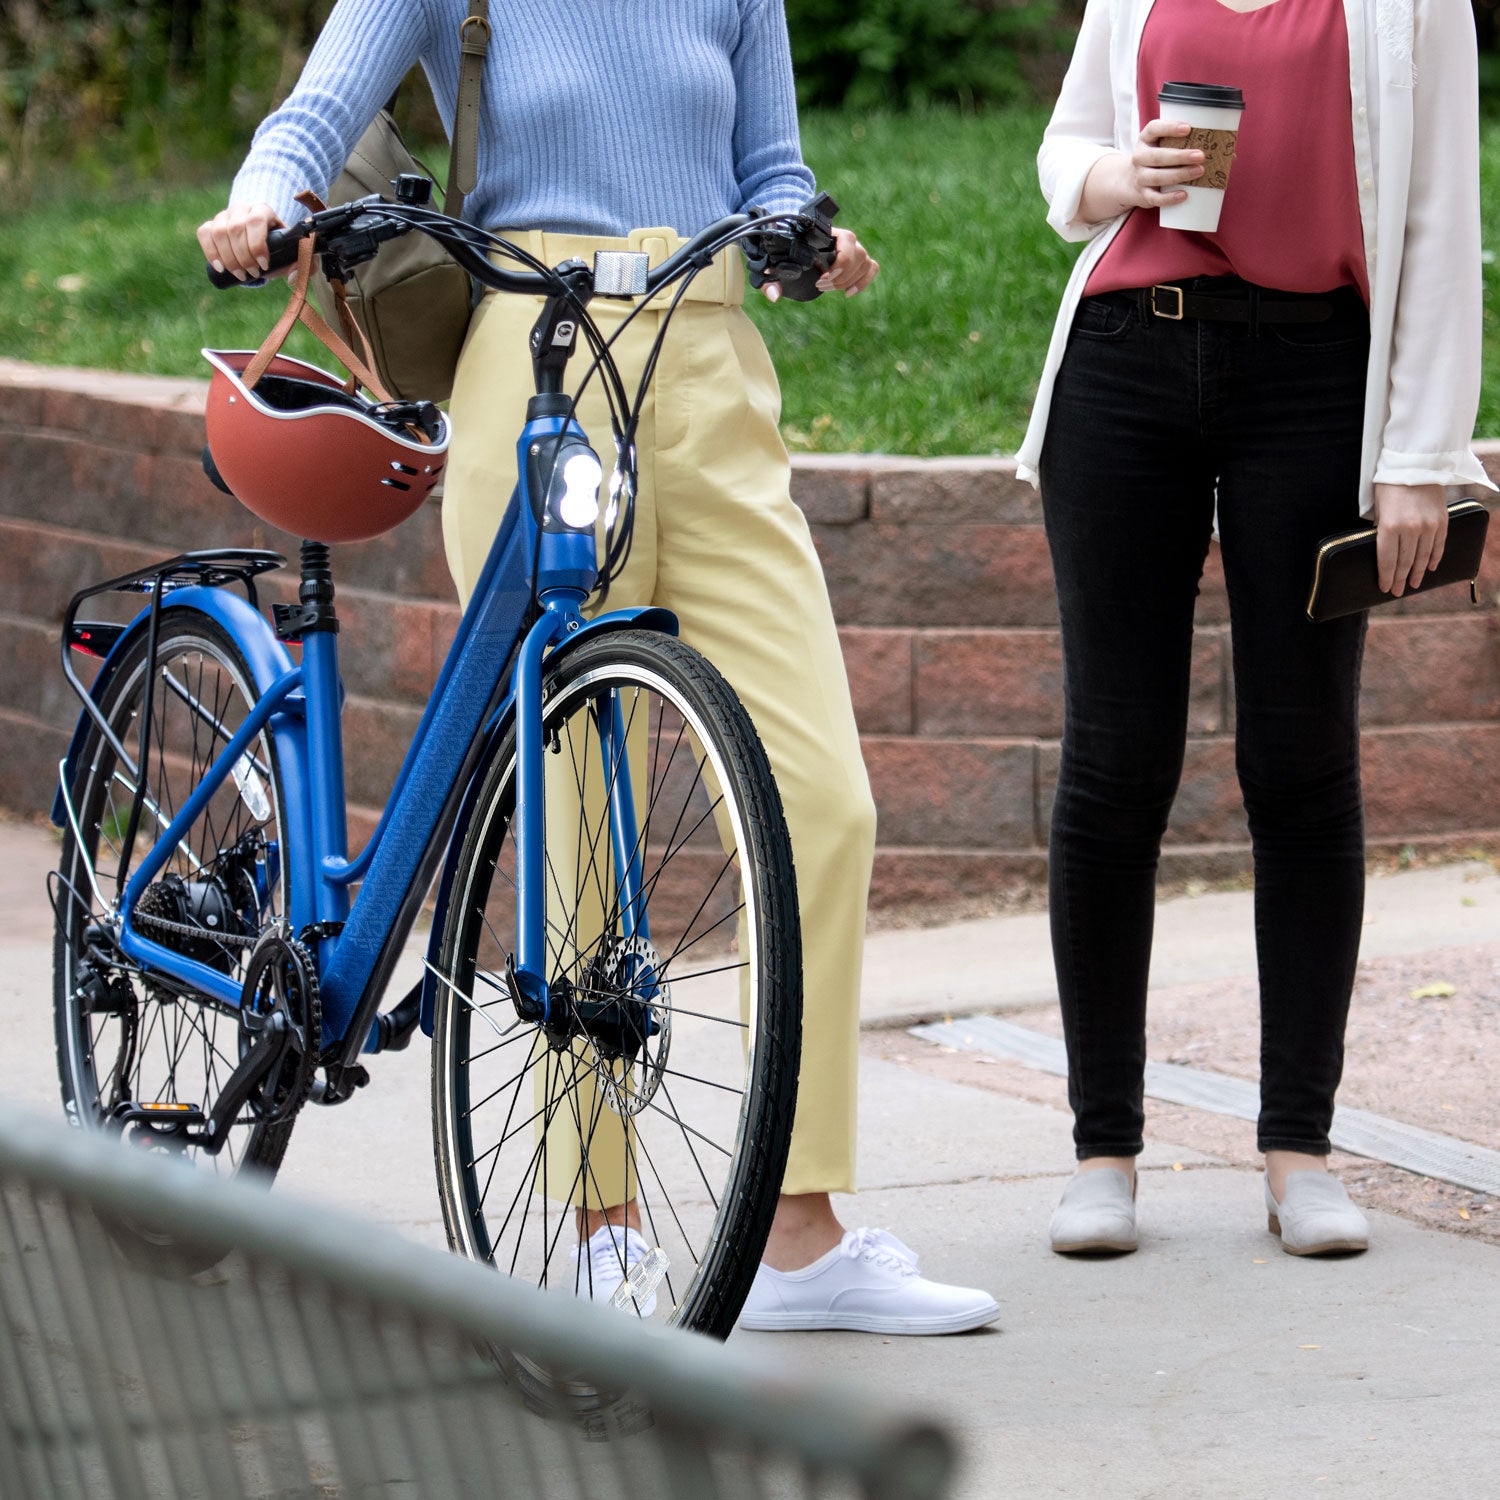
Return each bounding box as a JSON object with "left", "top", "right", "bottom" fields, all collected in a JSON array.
[{"left": 0, "top": 1104, "right": 955, "bottom": 1500}]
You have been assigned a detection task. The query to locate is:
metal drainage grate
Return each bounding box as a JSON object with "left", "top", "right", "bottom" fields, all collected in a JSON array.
[{"left": 912, "top": 1014, "right": 1500, "bottom": 1198}]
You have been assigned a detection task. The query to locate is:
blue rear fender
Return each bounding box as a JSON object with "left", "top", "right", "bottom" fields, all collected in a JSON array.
[
  {"left": 418, "top": 605, "right": 677, "bottom": 1038},
  {"left": 51, "top": 588, "right": 309, "bottom": 922}
]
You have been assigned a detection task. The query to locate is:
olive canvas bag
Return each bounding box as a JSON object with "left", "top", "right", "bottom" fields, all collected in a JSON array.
[{"left": 310, "top": 1, "right": 490, "bottom": 403}]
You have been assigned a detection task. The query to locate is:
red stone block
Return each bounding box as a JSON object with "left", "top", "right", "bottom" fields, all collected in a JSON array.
[
  {"left": 0, "top": 432, "right": 88, "bottom": 529},
  {"left": 789, "top": 460, "right": 870, "bottom": 525},
  {"left": 340, "top": 695, "right": 423, "bottom": 809},
  {"left": 0, "top": 382, "right": 47, "bottom": 430},
  {"left": 0, "top": 519, "right": 158, "bottom": 623},
  {"left": 839, "top": 627, "right": 913, "bottom": 735},
  {"left": 156, "top": 405, "right": 210, "bottom": 458},
  {"left": 1361, "top": 724, "right": 1500, "bottom": 837},
  {"left": 335, "top": 591, "right": 441, "bottom": 706},
  {"left": 1361, "top": 614, "right": 1500, "bottom": 726},
  {"left": 0, "top": 617, "right": 88, "bottom": 730},
  {"left": 915, "top": 629, "right": 1064, "bottom": 739},
  {"left": 0, "top": 708, "right": 71, "bottom": 815},
  {"left": 813, "top": 523, "right": 1060, "bottom": 628},
  {"left": 861, "top": 735, "right": 1036, "bottom": 848},
  {"left": 44, "top": 388, "right": 192, "bottom": 455},
  {"left": 928, "top": 629, "right": 1225, "bottom": 742},
  {"left": 869, "top": 459, "right": 1041, "bottom": 526}
]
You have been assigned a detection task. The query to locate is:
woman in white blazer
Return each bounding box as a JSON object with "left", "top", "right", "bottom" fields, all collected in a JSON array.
[{"left": 1018, "top": 0, "right": 1491, "bottom": 1257}]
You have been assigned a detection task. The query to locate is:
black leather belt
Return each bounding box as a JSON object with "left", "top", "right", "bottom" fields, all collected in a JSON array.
[{"left": 1141, "top": 283, "right": 1334, "bottom": 324}]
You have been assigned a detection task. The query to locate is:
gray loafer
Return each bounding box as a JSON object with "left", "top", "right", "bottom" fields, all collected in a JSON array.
[
  {"left": 1266, "top": 1171, "right": 1369, "bottom": 1256},
  {"left": 1049, "top": 1168, "right": 1138, "bottom": 1254}
]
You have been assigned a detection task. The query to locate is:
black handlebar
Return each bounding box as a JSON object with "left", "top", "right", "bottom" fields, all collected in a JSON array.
[{"left": 205, "top": 189, "right": 839, "bottom": 305}]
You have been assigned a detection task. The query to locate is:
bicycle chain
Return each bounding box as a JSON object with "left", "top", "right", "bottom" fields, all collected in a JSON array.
[{"left": 134, "top": 908, "right": 258, "bottom": 949}]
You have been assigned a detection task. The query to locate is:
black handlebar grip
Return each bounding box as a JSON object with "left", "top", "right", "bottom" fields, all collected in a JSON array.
[{"left": 205, "top": 225, "right": 304, "bottom": 289}]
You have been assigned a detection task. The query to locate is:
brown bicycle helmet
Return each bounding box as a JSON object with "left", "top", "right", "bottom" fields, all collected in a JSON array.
[{"left": 202, "top": 234, "right": 450, "bottom": 544}]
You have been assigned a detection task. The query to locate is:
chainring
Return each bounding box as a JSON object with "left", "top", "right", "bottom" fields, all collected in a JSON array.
[{"left": 237, "top": 927, "right": 321, "bottom": 1125}]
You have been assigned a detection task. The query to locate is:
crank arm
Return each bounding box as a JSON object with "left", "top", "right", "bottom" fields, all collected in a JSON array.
[{"left": 194, "top": 1015, "right": 291, "bottom": 1153}]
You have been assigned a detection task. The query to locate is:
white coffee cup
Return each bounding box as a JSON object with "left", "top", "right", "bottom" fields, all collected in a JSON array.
[{"left": 1157, "top": 81, "right": 1245, "bottom": 233}]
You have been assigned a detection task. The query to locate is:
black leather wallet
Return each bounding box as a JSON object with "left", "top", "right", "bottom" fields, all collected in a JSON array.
[{"left": 1306, "top": 498, "right": 1491, "bottom": 623}]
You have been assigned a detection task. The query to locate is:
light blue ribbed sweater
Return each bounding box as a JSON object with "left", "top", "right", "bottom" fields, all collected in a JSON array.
[{"left": 230, "top": 0, "right": 815, "bottom": 238}]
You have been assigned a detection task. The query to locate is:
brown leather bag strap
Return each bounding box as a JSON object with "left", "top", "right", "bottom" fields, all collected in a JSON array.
[{"left": 445, "top": 0, "right": 490, "bottom": 217}]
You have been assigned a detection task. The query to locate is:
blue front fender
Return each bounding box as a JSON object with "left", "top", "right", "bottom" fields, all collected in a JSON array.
[
  {"left": 418, "top": 605, "right": 678, "bottom": 1038},
  {"left": 52, "top": 587, "right": 297, "bottom": 827}
]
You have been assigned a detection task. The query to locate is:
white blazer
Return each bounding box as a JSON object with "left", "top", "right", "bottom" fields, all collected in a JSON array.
[{"left": 1014, "top": 0, "right": 1494, "bottom": 513}]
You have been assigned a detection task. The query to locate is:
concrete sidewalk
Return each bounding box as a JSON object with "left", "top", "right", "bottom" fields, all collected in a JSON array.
[{"left": 2, "top": 817, "right": 1496, "bottom": 1497}]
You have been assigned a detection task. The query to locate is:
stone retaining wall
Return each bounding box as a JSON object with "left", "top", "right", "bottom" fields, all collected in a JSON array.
[{"left": 2, "top": 358, "right": 1498, "bottom": 912}]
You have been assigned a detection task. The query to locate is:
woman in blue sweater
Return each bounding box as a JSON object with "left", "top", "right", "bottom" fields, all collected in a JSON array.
[{"left": 200, "top": 0, "right": 998, "bottom": 1336}]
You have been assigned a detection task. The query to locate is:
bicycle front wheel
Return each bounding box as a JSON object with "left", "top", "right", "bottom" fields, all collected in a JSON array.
[{"left": 432, "top": 630, "right": 801, "bottom": 1338}]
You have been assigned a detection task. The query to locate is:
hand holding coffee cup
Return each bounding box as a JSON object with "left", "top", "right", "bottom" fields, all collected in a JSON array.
[
  {"left": 1119, "top": 118, "right": 1211, "bottom": 211},
  {"left": 1155, "top": 82, "right": 1245, "bottom": 232}
]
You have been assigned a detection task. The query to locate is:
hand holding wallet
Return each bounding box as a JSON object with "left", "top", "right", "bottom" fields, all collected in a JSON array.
[{"left": 1306, "top": 498, "right": 1490, "bottom": 623}]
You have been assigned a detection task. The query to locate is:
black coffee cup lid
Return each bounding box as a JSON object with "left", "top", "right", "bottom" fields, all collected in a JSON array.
[{"left": 1158, "top": 81, "right": 1245, "bottom": 110}]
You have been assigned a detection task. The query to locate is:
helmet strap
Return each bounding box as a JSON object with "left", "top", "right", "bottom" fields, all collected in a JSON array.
[{"left": 241, "top": 235, "right": 429, "bottom": 442}]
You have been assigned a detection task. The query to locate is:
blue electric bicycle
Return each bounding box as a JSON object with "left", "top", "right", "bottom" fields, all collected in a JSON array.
[{"left": 50, "top": 184, "right": 834, "bottom": 1337}]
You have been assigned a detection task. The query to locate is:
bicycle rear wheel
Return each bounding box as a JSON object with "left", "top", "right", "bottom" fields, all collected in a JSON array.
[
  {"left": 432, "top": 629, "right": 801, "bottom": 1338},
  {"left": 54, "top": 609, "right": 296, "bottom": 1264}
]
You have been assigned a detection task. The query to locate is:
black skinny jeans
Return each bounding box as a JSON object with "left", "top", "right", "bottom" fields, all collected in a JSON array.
[{"left": 1038, "top": 278, "right": 1370, "bottom": 1159}]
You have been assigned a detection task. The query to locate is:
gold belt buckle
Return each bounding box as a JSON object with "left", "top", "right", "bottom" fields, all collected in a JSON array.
[{"left": 1151, "top": 285, "right": 1185, "bottom": 321}]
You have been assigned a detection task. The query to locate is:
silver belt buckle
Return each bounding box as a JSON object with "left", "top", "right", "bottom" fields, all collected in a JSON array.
[{"left": 1151, "top": 284, "right": 1185, "bottom": 321}]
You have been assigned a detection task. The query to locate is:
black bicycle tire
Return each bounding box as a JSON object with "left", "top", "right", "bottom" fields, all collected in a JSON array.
[
  {"left": 53, "top": 609, "right": 297, "bottom": 1254},
  {"left": 430, "top": 628, "right": 802, "bottom": 1340}
]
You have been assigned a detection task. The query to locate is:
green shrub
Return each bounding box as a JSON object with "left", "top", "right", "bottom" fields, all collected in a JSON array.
[
  {"left": 0, "top": 1, "right": 332, "bottom": 198},
  {"left": 785, "top": 0, "right": 1083, "bottom": 110}
]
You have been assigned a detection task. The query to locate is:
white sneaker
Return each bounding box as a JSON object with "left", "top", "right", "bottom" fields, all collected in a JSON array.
[
  {"left": 568, "top": 1223, "right": 659, "bottom": 1316},
  {"left": 736, "top": 1228, "right": 999, "bottom": 1335}
]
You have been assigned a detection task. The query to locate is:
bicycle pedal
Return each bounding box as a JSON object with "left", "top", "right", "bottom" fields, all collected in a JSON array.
[{"left": 112, "top": 1101, "right": 208, "bottom": 1130}]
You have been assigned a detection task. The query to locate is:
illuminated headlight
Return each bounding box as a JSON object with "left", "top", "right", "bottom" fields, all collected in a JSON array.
[{"left": 554, "top": 452, "right": 603, "bottom": 529}]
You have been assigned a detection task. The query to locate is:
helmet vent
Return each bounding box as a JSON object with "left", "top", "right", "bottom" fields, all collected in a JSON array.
[
  {"left": 381, "top": 477, "right": 412, "bottom": 491},
  {"left": 390, "top": 461, "right": 419, "bottom": 475}
]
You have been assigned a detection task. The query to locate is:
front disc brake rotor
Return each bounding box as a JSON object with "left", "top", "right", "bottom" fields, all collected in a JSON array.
[{"left": 593, "top": 935, "right": 670, "bottom": 1117}]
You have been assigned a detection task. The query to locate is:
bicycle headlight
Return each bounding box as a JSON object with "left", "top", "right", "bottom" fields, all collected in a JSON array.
[{"left": 551, "top": 450, "right": 603, "bottom": 530}]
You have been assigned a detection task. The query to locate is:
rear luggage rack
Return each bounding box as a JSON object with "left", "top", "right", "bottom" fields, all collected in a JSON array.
[{"left": 58, "top": 549, "right": 287, "bottom": 888}]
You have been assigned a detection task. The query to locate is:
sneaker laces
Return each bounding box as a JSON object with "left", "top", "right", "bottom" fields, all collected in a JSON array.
[
  {"left": 576, "top": 1223, "right": 643, "bottom": 1292},
  {"left": 841, "top": 1227, "right": 920, "bottom": 1276}
]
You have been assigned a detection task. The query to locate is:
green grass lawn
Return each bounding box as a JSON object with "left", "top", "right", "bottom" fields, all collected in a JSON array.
[{"left": 3, "top": 108, "right": 1499, "bottom": 455}]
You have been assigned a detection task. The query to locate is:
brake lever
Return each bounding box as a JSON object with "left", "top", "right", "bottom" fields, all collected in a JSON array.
[{"left": 744, "top": 192, "right": 840, "bottom": 303}]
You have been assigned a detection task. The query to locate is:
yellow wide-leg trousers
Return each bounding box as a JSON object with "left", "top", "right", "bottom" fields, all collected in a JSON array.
[{"left": 441, "top": 228, "right": 873, "bottom": 1196}]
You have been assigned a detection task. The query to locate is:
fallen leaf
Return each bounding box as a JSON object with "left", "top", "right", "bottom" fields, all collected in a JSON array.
[
  {"left": 1298, "top": 1344, "right": 1321, "bottom": 1351},
  {"left": 1171, "top": 1161, "right": 1184, "bottom": 1172},
  {"left": 1252, "top": 1259, "right": 1269, "bottom": 1265},
  {"left": 1409, "top": 982, "right": 1457, "bottom": 1000},
  {"left": 1459, "top": 1207, "right": 1471, "bottom": 1221}
]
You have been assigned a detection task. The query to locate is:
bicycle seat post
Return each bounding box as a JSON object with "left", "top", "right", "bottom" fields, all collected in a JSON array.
[{"left": 274, "top": 541, "right": 350, "bottom": 946}]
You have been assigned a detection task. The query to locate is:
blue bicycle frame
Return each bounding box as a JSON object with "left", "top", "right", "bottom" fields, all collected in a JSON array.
[{"left": 57, "top": 396, "right": 673, "bottom": 1074}]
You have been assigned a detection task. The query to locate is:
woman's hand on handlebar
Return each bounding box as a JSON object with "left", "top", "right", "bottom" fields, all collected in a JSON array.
[
  {"left": 196, "top": 202, "right": 286, "bottom": 282},
  {"left": 817, "top": 228, "right": 878, "bottom": 297},
  {"left": 760, "top": 226, "right": 878, "bottom": 302}
]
